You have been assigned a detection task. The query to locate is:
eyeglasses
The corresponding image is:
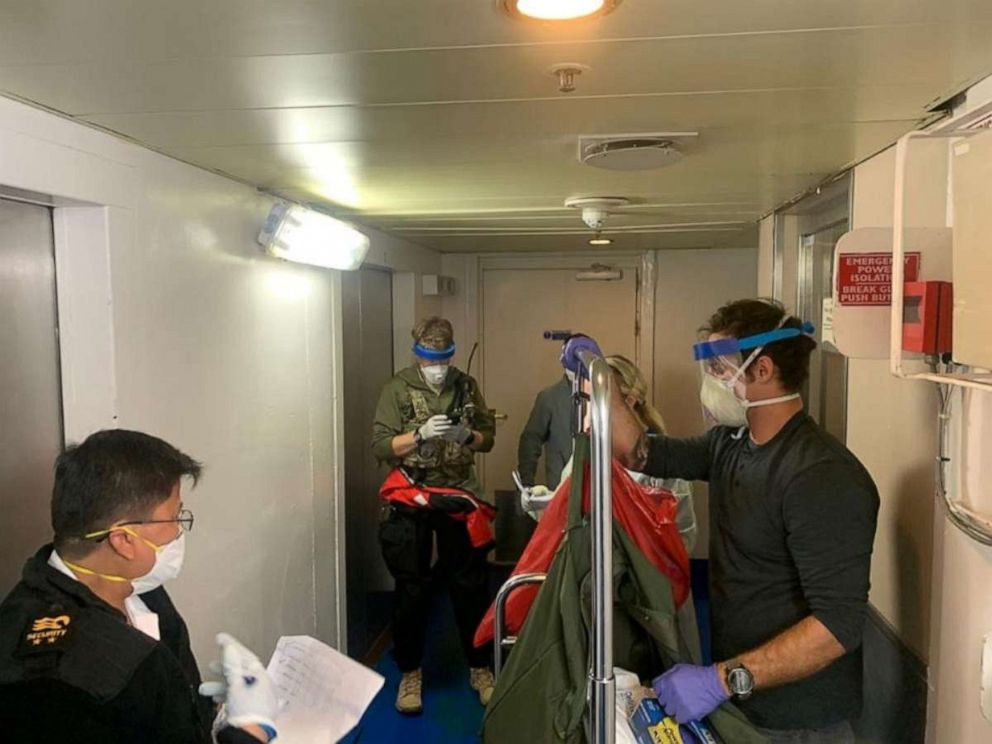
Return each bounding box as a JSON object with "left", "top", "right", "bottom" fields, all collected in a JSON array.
[{"left": 83, "top": 508, "right": 195, "bottom": 541}]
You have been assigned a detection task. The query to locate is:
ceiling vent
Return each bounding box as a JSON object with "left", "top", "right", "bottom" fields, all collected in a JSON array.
[{"left": 578, "top": 132, "right": 698, "bottom": 171}]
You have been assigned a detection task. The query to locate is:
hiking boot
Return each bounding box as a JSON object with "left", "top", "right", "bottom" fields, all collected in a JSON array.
[
  {"left": 396, "top": 669, "right": 423, "bottom": 715},
  {"left": 469, "top": 667, "right": 495, "bottom": 706}
]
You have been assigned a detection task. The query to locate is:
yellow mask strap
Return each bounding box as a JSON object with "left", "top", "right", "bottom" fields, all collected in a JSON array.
[
  {"left": 82, "top": 524, "right": 164, "bottom": 553},
  {"left": 62, "top": 560, "right": 130, "bottom": 584}
]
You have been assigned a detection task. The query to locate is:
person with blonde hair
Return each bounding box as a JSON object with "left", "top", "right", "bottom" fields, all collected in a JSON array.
[{"left": 604, "top": 355, "right": 697, "bottom": 553}]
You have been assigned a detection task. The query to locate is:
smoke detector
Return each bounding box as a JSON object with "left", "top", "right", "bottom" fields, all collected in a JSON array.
[
  {"left": 578, "top": 132, "right": 698, "bottom": 171},
  {"left": 564, "top": 196, "right": 630, "bottom": 230}
]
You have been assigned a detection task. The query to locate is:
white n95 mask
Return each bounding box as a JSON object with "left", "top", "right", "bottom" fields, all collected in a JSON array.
[
  {"left": 131, "top": 532, "right": 186, "bottom": 595},
  {"left": 422, "top": 365, "right": 449, "bottom": 387},
  {"left": 700, "top": 373, "right": 749, "bottom": 428}
]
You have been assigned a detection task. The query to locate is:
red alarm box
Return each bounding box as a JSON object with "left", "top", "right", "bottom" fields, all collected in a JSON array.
[{"left": 903, "top": 281, "right": 953, "bottom": 354}]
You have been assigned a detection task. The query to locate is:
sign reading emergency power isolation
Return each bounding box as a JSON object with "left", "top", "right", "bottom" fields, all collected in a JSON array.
[{"left": 836, "top": 252, "right": 921, "bottom": 306}]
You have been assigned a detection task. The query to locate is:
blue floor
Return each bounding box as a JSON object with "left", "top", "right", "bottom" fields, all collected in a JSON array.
[
  {"left": 341, "top": 586, "right": 486, "bottom": 744},
  {"left": 342, "top": 560, "right": 711, "bottom": 744}
]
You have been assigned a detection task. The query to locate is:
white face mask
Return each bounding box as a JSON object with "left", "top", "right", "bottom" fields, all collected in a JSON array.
[
  {"left": 699, "top": 342, "right": 801, "bottom": 428},
  {"left": 131, "top": 532, "right": 186, "bottom": 595},
  {"left": 421, "top": 364, "right": 449, "bottom": 387},
  {"left": 565, "top": 369, "right": 576, "bottom": 384}
]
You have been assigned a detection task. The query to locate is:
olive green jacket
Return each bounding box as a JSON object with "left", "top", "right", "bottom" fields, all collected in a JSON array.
[
  {"left": 371, "top": 365, "right": 495, "bottom": 496},
  {"left": 482, "top": 436, "right": 768, "bottom": 744}
]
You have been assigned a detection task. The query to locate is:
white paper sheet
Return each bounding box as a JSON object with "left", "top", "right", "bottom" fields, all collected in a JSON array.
[{"left": 266, "top": 635, "right": 384, "bottom": 743}]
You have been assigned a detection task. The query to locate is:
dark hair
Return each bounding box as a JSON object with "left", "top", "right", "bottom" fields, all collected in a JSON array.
[
  {"left": 701, "top": 298, "right": 816, "bottom": 392},
  {"left": 52, "top": 429, "right": 202, "bottom": 557}
]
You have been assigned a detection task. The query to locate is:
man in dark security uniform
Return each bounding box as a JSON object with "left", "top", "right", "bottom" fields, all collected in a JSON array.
[{"left": 0, "top": 430, "right": 278, "bottom": 744}]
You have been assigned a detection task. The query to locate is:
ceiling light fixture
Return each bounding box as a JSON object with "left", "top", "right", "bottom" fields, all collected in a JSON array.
[
  {"left": 589, "top": 233, "right": 613, "bottom": 246},
  {"left": 502, "top": 0, "right": 621, "bottom": 21},
  {"left": 257, "top": 202, "right": 369, "bottom": 270}
]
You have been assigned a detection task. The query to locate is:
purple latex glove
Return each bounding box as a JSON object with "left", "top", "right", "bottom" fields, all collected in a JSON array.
[
  {"left": 651, "top": 664, "right": 729, "bottom": 724},
  {"left": 560, "top": 334, "right": 603, "bottom": 376}
]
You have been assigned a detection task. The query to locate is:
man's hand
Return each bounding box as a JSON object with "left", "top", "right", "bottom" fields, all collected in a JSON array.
[
  {"left": 442, "top": 423, "right": 474, "bottom": 446},
  {"left": 199, "top": 633, "right": 279, "bottom": 740},
  {"left": 651, "top": 664, "right": 729, "bottom": 724},
  {"left": 418, "top": 414, "right": 454, "bottom": 441}
]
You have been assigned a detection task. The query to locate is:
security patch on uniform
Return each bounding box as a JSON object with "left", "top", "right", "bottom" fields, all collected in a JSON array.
[{"left": 19, "top": 613, "right": 72, "bottom": 654}]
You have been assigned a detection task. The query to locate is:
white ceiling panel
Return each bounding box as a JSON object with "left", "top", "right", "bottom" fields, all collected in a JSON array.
[{"left": 0, "top": 0, "right": 991, "bottom": 252}]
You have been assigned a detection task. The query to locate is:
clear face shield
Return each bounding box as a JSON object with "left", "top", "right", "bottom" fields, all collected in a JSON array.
[{"left": 692, "top": 318, "right": 816, "bottom": 428}]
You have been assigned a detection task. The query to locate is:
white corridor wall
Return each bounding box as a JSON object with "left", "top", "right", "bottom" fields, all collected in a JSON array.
[{"left": 0, "top": 94, "right": 436, "bottom": 668}]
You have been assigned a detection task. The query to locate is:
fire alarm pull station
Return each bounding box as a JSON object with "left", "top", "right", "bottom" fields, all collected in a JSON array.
[{"left": 902, "top": 281, "right": 953, "bottom": 355}]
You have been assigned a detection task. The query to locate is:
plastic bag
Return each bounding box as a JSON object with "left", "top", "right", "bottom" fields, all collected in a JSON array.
[{"left": 474, "top": 458, "right": 690, "bottom": 647}]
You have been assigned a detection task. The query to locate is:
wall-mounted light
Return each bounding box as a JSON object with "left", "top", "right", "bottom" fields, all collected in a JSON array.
[
  {"left": 257, "top": 203, "right": 369, "bottom": 270},
  {"left": 502, "top": 0, "right": 621, "bottom": 21}
]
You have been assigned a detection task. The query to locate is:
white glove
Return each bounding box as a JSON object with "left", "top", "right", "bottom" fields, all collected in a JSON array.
[
  {"left": 520, "top": 484, "right": 554, "bottom": 521},
  {"left": 418, "top": 414, "right": 455, "bottom": 441},
  {"left": 198, "top": 633, "right": 279, "bottom": 735},
  {"left": 442, "top": 423, "right": 474, "bottom": 446}
]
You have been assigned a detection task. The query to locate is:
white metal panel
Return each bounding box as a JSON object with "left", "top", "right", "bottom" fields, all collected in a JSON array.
[{"left": 952, "top": 128, "right": 992, "bottom": 369}]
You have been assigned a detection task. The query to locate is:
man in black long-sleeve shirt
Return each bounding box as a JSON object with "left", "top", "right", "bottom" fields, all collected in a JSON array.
[{"left": 632, "top": 299, "right": 879, "bottom": 744}]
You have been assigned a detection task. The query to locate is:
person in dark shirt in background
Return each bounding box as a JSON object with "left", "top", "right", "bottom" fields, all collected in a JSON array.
[
  {"left": 625, "top": 299, "right": 879, "bottom": 744},
  {"left": 516, "top": 334, "right": 591, "bottom": 491}
]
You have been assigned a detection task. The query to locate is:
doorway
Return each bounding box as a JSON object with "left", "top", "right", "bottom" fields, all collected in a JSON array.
[
  {"left": 0, "top": 198, "right": 64, "bottom": 596},
  {"left": 479, "top": 264, "right": 639, "bottom": 495},
  {"left": 341, "top": 267, "right": 395, "bottom": 659},
  {"left": 797, "top": 218, "right": 849, "bottom": 442},
  {"left": 776, "top": 176, "right": 851, "bottom": 443}
]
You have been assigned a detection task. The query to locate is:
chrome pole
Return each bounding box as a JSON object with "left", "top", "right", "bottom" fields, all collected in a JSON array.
[
  {"left": 493, "top": 572, "right": 547, "bottom": 680},
  {"left": 578, "top": 350, "right": 614, "bottom": 744}
]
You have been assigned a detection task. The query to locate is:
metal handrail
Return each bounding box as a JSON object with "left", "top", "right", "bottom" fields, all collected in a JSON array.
[
  {"left": 578, "top": 350, "right": 615, "bottom": 744},
  {"left": 493, "top": 571, "right": 547, "bottom": 680}
]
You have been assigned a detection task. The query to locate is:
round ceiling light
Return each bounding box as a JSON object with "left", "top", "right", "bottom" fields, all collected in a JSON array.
[{"left": 502, "top": 0, "right": 622, "bottom": 21}]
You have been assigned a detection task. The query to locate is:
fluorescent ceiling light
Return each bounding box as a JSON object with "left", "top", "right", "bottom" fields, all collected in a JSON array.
[
  {"left": 589, "top": 236, "right": 613, "bottom": 245},
  {"left": 504, "top": 0, "right": 619, "bottom": 21},
  {"left": 258, "top": 203, "right": 369, "bottom": 271}
]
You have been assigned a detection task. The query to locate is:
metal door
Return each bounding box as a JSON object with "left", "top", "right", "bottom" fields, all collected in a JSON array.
[
  {"left": 0, "top": 198, "right": 63, "bottom": 596},
  {"left": 342, "top": 267, "right": 394, "bottom": 659},
  {"left": 480, "top": 266, "right": 638, "bottom": 494}
]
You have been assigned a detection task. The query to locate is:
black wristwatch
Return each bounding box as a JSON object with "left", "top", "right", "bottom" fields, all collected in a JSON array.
[
  {"left": 413, "top": 429, "right": 424, "bottom": 446},
  {"left": 724, "top": 660, "right": 755, "bottom": 700}
]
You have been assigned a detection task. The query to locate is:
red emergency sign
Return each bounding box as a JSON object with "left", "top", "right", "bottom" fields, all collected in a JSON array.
[{"left": 836, "top": 252, "right": 921, "bottom": 306}]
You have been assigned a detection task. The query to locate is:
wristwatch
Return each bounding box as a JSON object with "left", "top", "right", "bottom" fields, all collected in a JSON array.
[
  {"left": 413, "top": 429, "right": 424, "bottom": 446},
  {"left": 724, "top": 660, "right": 755, "bottom": 700}
]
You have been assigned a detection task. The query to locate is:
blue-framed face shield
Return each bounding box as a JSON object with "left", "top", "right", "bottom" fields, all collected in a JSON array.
[
  {"left": 693, "top": 321, "right": 816, "bottom": 379},
  {"left": 693, "top": 318, "right": 815, "bottom": 428},
  {"left": 413, "top": 343, "right": 456, "bottom": 362}
]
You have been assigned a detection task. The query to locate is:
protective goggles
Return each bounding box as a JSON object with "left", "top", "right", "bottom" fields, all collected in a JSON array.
[{"left": 413, "top": 343, "right": 455, "bottom": 361}]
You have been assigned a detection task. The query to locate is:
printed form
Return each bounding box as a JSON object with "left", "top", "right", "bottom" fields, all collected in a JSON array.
[{"left": 266, "top": 635, "right": 385, "bottom": 743}]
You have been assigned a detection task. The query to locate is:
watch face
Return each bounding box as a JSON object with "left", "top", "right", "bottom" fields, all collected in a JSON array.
[{"left": 728, "top": 666, "right": 754, "bottom": 695}]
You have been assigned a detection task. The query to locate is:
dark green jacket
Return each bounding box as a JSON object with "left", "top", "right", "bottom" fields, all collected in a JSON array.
[
  {"left": 371, "top": 365, "right": 495, "bottom": 495},
  {"left": 482, "top": 437, "right": 767, "bottom": 744}
]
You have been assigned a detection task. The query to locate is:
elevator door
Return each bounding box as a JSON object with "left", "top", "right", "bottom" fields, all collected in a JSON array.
[
  {"left": 0, "top": 198, "right": 63, "bottom": 597},
  {"left": 342, "top": 267, "right": 394, "bottom": 659}
]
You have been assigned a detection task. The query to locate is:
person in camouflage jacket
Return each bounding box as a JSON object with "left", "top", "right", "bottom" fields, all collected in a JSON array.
[{"left": 370, "top": 316, "right": 497, "bottom": 715}]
